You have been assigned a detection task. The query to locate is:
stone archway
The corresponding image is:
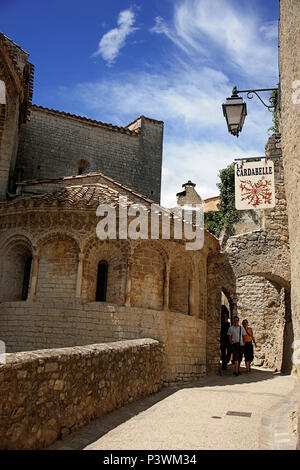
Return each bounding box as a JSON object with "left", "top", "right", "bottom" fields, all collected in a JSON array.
[
  {"left": 169, "top": 253, "right": 194, "bottom": 315},
  {"left": 36, "top": 233, "right": 80, "bottom": 300},
  {"left": 130, "top": 242, "right": 166, "bottom": 310},
  {"left": 82, "top": 239, "right": 127, "bottom": 305},
  {"left": 0, "top": 235, "right": 33, "bottom": 301}
]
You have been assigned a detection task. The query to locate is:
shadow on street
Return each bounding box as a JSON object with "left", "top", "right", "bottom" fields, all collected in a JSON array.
[{"left": 47, "top": 365, "right": 284, "bottom": 450}]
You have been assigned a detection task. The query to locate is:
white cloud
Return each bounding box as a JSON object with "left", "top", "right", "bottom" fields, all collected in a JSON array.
[
  {"left": 150, "top": 16, "right": 191, "bottom": 55},
  {"left": 59, "top": 0, "right": 277, "bottom": 205},
  {"left": 93, "top": 9, "right": 137, "bottom": 65},
  {"left": 151, "top": 0, "right": 278, "bottom": 84},
  {"left": 161, "top": 140, "right": 263, "bottom": 207},
  {"left": 260, "top": 21, "right": 278, "bottom": 41},
  {"left": 67, "top": 65, "right": 230, "bottom": 128}
]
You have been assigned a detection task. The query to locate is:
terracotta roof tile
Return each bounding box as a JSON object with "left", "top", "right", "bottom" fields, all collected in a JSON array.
[
  {"left": 126, "top": 115, "right": 164, "bottom": 128},
  {"left": 18, "top": 170, "right": 156, "bottom": 205},
  {"left": 0, "top": 183, "right": 152, "bottom": 211}
]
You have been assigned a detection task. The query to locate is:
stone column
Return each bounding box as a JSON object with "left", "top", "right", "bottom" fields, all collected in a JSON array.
[
  {"left": 188, "top": 279, "right": 197, "bottom": 316},
  {"left": 76, "top": 252, "right": 84, "bottom": 299},
  {"left": 29, "top": 253, "right": 40, "bottom": 301},
  {"left": 124, "top": 259, "right": 132, "bottom": 307},
  {"left": 163, "top": 261, "right": 170, "bottom": 311}
]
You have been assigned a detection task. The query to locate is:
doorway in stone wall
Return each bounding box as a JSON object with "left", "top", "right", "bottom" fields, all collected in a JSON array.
[{"left": 221, "top": 289, "right": 234, "bottom": 324}]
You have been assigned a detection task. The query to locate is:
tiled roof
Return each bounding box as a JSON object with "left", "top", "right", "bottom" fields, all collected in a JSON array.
[
  {"left": 1, "top": 183, "right": 153, "bottom": 210},
  {"left": 203, "top": 196, "right": 220, "bottom": 202},
  {"left": 126, "top": 115, "right": 164, "bottom": 128},
  {"left": 31, "top": 105, "right": 140, "bottom": 136},
  {"left": 17, "top": 170, "right": 156, "bottom": 205}
]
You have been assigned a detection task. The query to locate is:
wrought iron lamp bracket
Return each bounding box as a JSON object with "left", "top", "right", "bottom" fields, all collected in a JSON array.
[{"left": 232, "top": 86, "right": 278, "bottom": 111}]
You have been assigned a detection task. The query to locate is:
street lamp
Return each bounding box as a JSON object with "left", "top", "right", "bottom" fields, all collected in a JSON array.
[
  {"left": 222, "top": 87, "right": 247, "bottom": 137},
  {"left": 222, "top": 85, "right": 278, "bottom": 137}
]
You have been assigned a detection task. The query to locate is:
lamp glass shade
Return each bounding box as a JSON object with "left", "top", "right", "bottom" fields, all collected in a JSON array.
[{"left": 222, "top": 95, "right": 247, "bottom": 137}]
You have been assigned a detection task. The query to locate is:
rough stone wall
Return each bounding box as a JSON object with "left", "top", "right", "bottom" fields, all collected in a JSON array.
[
  {"left": 0, "top": 34, "right": 32, "bottom": 201},
  {"left": 232, "top": 210, "right": 261, "bottom": 235},
  {"left": 131, "top": 117, "right": 163, "bottom": 203},
  {"left": 0, "top": 302, "right": 206, "bottom": 383},
  {"left": 0, "top": 338, "right": 165, "bottom": 450},
  {"left": 0, "top": 90, "right": 19, "bottom": 200},
  {"left": 16, "top": 108, "right": 163, "bottom": 203},
  {"left": 235, "top": 275, "right": 289, "bottom": 371},
  {"left": 279, "top": 0, "right": 300, "bottom": 446},
  {"left": 225, "top": 229, "right": 290, "bottom": 288}
]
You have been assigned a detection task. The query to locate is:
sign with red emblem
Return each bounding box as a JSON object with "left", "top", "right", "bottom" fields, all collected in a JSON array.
[{"left": 235, "top": 160, "right": 275, "bottom": 210}]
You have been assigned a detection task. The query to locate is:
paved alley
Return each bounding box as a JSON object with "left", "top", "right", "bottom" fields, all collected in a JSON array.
[{"left": 48, "top": 366, "right": 298, "bottom": 451}]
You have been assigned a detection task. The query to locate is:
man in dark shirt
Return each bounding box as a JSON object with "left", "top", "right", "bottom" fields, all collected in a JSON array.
[{"left": 220, "top": 308, "right": 231, "bottom": 370}]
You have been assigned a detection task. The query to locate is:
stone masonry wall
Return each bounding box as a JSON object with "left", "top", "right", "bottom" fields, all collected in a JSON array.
[
  {"left": 0, "top": 338, "right": 165, "bottom": 449},
  {"left": 235, "top": 275, "right": 288, "bottom": 371},
  {"left": 0, "top": 92, "right": 19, "bottom": 201},
  {"left": 37, "top": 238, "right": 78, "bottom": 301},
  {"left": 0, "top": 301, "right": 206, "bottom": 383},
  {"left": 279, "top": 0, "right": 300, "bottom": 447},
  {"left": 16, "top": 108, "right": 163, "bottom": 203}
]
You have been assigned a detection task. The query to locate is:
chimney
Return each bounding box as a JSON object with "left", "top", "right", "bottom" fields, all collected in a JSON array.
[{"left": 176, "top": 180, "right": 202, "bottom": 207}]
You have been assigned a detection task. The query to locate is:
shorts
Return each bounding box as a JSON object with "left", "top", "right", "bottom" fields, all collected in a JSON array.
[
  {"left": 244, "top": 342, "right": 254, "bottom": 362},
  {"left": 232, "top": 343, "right": 244, "bottom": 362}
]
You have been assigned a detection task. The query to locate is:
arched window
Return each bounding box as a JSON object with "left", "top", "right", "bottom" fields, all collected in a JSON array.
[
  {"left": 96, "top": 260, "right": 108, "bottom": 301},
  {"left": 22, "top": 256, "right": 32, "bottom": 300},
  {"left": 77, "top": 159, "right": 89, "bottom": 175},
  {"left": 0, "top": 242, "right": 33, "bottom": 302}
]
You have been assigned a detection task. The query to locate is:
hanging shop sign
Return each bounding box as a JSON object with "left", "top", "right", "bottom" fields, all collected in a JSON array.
[{"left": 235, "top": 160, "right": 275, "bottom": 210}]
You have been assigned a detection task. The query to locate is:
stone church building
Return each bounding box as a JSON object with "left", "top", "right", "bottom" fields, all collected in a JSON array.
[{"left": 0, "top": 32, "right": 221, "bottom": 385}]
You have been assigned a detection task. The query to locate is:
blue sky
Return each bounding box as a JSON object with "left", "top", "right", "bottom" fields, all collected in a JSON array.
[{"left": 1, "top": 0, "right": 279, "bottom": 206}]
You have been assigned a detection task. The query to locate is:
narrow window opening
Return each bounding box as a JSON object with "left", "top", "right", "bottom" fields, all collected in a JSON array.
[
  {"left": 96, "top": 260, "right": 108, "bottom": 301},
  {"left": 77, "top": 159, "right": 89, "bottom": 175},
  {"left": 22, "top": 255, "right": 32, "bottom": 300}
]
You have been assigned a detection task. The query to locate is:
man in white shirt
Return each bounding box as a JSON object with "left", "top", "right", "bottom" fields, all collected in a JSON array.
[{"left": 227, "top": 316, "right": 247, "bottom": 376}]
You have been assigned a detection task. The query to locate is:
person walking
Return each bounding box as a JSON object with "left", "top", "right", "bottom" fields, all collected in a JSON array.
[
  {"left": 242, "top": 319, "right": 257, "bottom": 373},
  {"left": 227, "top": 316, "right": 247, "bottom": 376},
  {"left": 220, "top": 308, "right": 231, "bottom": 370}
]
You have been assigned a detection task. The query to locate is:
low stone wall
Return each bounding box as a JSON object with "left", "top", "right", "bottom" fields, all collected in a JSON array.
[
  {"left": 0, "top": 301, "right": 207, "bottom": 382},
  {"left": 0, "top": 338, "right": 165, "bottom": 450}
]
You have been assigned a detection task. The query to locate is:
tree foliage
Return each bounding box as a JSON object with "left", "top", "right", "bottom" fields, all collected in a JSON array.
[
  {"left": 268, "top": 89, "right": 279, "bottom": 134},
  {"left": 204, "top": 163, "right": 242, "bottom": 237}
]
